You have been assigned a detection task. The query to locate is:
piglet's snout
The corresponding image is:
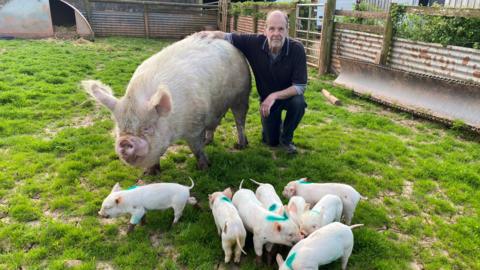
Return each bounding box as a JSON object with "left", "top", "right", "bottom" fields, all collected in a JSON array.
[{"left": 98, "top": 211, "right": 109, "bottom": 218}]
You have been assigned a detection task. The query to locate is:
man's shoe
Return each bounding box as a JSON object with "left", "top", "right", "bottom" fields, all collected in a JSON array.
[{"left": 281, "top": 142, "right": 297, "bottom": 154}]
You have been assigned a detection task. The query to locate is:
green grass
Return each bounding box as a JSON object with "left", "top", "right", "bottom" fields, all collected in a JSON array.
[{"left": 1, "top": 37, "right": 479, "bottom": 270}]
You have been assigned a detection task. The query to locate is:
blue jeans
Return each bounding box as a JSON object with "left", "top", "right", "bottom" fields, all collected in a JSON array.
[{"left": 261, "top": 95, "right": 306, "bottom": 146}]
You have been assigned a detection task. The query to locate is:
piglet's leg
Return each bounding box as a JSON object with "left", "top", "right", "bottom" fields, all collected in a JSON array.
[
  {"left": 253, "top": 234, "right": 264, "bottom": 265},
  {"left": 128, "top": 208, "right": 146, "bottom": 233},
  {"left": 172, "top": 202, "right": 187, "bottom": 225}
]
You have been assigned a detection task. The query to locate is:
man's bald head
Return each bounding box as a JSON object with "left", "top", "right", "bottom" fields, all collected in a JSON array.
[{"left": 266, "top": 10, "right": 289, "bottom": 29}]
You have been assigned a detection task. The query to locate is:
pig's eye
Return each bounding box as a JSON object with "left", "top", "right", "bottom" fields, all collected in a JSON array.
[{"left": 142, "top": 126, "right": 154, "bottom": 135}]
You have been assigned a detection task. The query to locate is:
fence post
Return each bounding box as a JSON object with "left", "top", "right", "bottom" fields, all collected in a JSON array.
[
  {"left": 289, "top": 5, "right": 297, "bottom": 37},
  {"left": 143, "top": 4, "right": 150, "bottom": 38},
  {"left": 253, "top": 5, "right": 259, "bottom": 33},
  {"left": 318, "top": 0, "right": 336, "bottom": 74},
  {"left": 377, "top": 3, "right": 395, "bottom": 65}
]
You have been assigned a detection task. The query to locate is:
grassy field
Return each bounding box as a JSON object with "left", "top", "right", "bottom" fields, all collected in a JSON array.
[{"left": 0, "top": 37, "right": 479, "bottom": 270}]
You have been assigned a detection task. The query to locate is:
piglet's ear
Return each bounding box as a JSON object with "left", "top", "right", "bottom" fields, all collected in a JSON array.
[
  {"left": 276, "top": 254, "right": 285, "bottom": 266},
  {"left": 288, "top": 203, "right": 298, "bottom": 214},
  {"left": 111, "top": 183, "right": 122, "bottom": 193},
  {"left": 223, "top": 188, "right": 233, "bottom": 199},
  {"left": 274, "top": 222, "right": 282, "bottom": 233},
  {"left": 115, "top": 196, "right": 123, "bottom": 205},
  {"left": 149, "top": 85, "right": 172, "bottom": 117}
]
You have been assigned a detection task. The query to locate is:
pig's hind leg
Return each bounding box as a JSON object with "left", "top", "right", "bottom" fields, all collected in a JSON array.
[
  {"left": 341, "top": 245, "right": 353, "bottom": 270},
  {"left": 230, "top": 94, "right": 249, "bottom": 150}
]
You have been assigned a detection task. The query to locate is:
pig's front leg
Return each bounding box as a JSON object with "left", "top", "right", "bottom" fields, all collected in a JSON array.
[
  {"left": 143, "top": 163, "right": 161, "bottom": 175},
  {"left": 128, "top": 208, "right": 146, "bottom": 233},
  {"left": 187, "top": 136, "right": 209, "bottom": 170},
  {"left": 253, "top": 234, "right": 266, "bottom": 265}
]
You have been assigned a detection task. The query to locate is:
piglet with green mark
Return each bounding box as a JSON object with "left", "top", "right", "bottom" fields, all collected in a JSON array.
[
  {"left": 208, "top": 188, "right": 247, "bottom": 264},
  {"left": 282, "top": 178, "right": 366, "bottom": 225},
  {"left": 232, "top": 180, "right": 303, "bottom": 265},
  {"left": 98, "top": 178, "right": 197, "bottom": 233},
  {"left": 276, "top": 222, "right": 364, "bottom": 270},
  {"left": 300, "top": 194, "right": 343, "bottom": 235},
  {"left": 249, "top": 178, "right": 284, "bottom": 215}
]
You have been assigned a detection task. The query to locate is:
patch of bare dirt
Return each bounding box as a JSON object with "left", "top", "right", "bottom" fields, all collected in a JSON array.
[
  {"left": 410, "top": 260, "right": 424, "bottom": 270},
  {"left": 97, "top": 261, "right": 115, "bottom": 270},
  {"left": 0, "top": 48, "right": 6, "bottom": 54},
  {"left": 65, "top": 260, "right": 82, "bottom": 268},
  {"left": 346, "top": 104, "right": 365, "bottom": 113},
  {"left": 54, "top": 26, "right": 79, "bottom": 40},
  {"left": 402, "top": 181, "right": 414, "bottom": 198},
  {"left": 43, "top": 115, "right": 96, "bottom": 138}
]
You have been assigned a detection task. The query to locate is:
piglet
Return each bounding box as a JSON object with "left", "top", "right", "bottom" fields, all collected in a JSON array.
[
  {"left": 300, "top": 194, "right": 343, "bottom": 235},
  {"left": 249, "top": 178, "right": 284, "bottom": 214},
  {"left": 208, "top": 188, "right": 247, "bottom": 264},
  {"left": 286, "top": 196, "right": 310, "bottom": 227},
  {"left": 276, "top": 222, "right": 364, "bottom": 270},
  {"left": 232, "top": 181, "right": 303, "bottom": 264},
  {"left": 283, "top": 178, "right": 366, "bottom": 224},
  {"left": 98, "top": 178, "right": 197, "bottom": 232}
]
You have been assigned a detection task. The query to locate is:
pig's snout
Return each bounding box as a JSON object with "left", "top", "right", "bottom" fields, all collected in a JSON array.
[
  {"left": 116, "top": 136, "right": 149, "bottom": 164},
  {"left": 98, "top": 211, "right": 110, "bottom": 218}
]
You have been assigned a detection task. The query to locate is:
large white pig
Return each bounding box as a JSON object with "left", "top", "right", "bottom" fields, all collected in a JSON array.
[{"left": 82, "top": 35, "right": 251, "bottom": 174}]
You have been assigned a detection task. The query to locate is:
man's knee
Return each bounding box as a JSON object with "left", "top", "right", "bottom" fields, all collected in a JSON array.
[{"left": 286, "top": 95, "right": 306, "bottom": 112}]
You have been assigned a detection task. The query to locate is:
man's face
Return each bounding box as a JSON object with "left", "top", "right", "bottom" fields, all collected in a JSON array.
[{"left": 265, "top": 13, "right": 288, "bottom": 53}]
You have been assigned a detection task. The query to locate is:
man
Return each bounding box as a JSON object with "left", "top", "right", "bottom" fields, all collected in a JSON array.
[{"left": 201, "top": 10, "right": 307, "bottom": 154}]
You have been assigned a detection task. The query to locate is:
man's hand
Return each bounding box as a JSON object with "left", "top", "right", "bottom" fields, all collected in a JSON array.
[
  {"left": 196, "top": 31, "right": 225, "bottom": 39},
  {"left": 261, "top": 93, "right": 277, "bottom": 118}
]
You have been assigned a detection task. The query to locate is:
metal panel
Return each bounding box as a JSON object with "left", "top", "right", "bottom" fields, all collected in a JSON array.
[
  {"left": 148, "top": 12, "right": 216, "bottom": 38},
  {"left": 330, "top": 28, "right": 383, "bottom": 74},
  {"left": 91, "top": 11, "right": 146, "bottom": 36},
  {"left": 0, "top": 0, "right": 54, "bottom": 38},
  {"left": 445, "top": 0, "right": 480, "bottom": 8},
  {"left": 389, "top": 38, "right": 480, "bottom": 84}
]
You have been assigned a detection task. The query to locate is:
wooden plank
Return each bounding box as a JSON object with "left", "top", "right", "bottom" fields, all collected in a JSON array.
[
  {"left": 322, "top": 89, "right": 342, "bottom": 105},
  {"left": 335, "top": 10, "right": 387, "bottom": 19},
  {"left": 377, "top": 3, "right": 394, "bottom": 65},
  {"left": 405, "top": 6, "right": 480, "bottom": 18},
  {"left": 335, "top": 23, "right": 384, "bottom": 34},
  {"left": 318, "top": 0, "right": 336, "bottom": 74}
]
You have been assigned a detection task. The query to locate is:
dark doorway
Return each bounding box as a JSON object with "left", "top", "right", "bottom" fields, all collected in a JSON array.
[{"left": 49, "top": 0, "right": 75, "bottom": 27}]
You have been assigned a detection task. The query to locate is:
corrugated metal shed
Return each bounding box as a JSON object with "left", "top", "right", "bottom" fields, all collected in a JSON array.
[{"left": 0, "top": 0, "right": 53, "bottom": 38}]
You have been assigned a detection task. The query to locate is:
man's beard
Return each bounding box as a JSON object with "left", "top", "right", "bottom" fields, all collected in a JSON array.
[{"left": 269, "top": 38, "right": 285, "bottom": 51}]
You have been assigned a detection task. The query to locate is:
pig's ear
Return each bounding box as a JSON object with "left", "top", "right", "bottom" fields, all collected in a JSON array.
[
  {"left": 288, "top": 203, "right": 298, "bottom": 214},
  {"left": 274, "top": 222, "right": 282, "bottom": 233},
  {"left": 276, "top": 254, "right": 285, "bottom": 267},
  {"left": 82, "top": 80, "right": 118, "bottom": 112},
  {"left": 111, "top": 183, "right": 122, "bottom": 193},
  {"left": 115, "top": 196, "right": 123, "bottom": 205},
  {"left": 223, "top": 188, "right": 233, "bottom": 199},
  {"left": 149, "top": 85, "right": 172, "bottom": 117}
]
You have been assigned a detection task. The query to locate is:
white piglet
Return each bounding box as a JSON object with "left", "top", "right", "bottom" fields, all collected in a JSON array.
[
  {"left": 286, "top": 196, "right": 310, "bottom": 227},
  {"left": 232, "top": 181, "right": 303, "bottom": 264},
  {"left": 283, "top": 178, "right": 366, "bottom": 224},
  {"left": 98, "top": 179, "right": 197, "bottom": 232},
  {"left": 276, "top": 222, "right": 364, "bottom": 270},
  {"left": 208, "top": 188, "right": 247, "bottom": 264},
  {"left": 249, "top": 178, "right": 284, "bottom": 214},
  {"left": 300, "top": 194, "right": 343, "bottom": 235}
]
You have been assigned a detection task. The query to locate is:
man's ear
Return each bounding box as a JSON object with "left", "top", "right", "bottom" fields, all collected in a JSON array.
[
  {"left": 111, "top": 183, "right": 122, "bottom": 193},
  {"left": 149, "top": 85, "right": 172, "bottom": 117},
  {"left": 82, "top": 80, "right": 118, "bottom": 112}
]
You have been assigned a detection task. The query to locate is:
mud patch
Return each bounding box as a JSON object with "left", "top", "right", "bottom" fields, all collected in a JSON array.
[{"left": 96, "top": 261, "right": 115, "bottom": 270}]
